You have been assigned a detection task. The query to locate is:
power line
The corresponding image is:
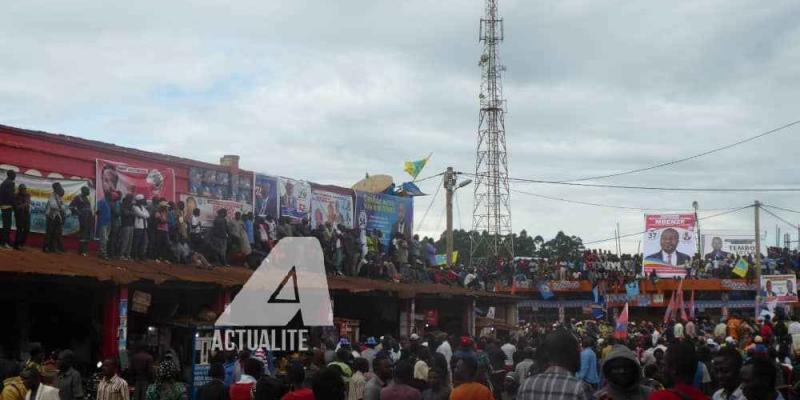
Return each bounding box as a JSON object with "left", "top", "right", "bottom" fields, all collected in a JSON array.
[
  {"left": 511, "top": 188, "right": 739, "bottom": 212},
  {"left": 415, "top": 175, "right": 443, "bottom": 232},
  {"left": 556, "top": 119, "right": 800, "bottom": 182},
  {"left": 414, "top": 172, "right": 445, "bottom": 184},
  {"left": 762, "top": 204, "right": 800, "bottom": 215},
  {"left": 460, "top": 172, "right": 800, "bottom": 192},
  {"left": 582, "top": 205, "right": 753, "bottom": 246},
  {"left": 761, "top": 206, "right": 799, "bottom": 229}
]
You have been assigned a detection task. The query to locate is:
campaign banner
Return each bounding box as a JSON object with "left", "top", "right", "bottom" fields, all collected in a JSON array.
[
  {"left": 279, "top": 178, "right": 311, "bottom": 223},
  {"left": 642, "top": 214, "right": 696, "bottom": 278},
  {"left": 97, "top": 159, "right": 175, "bottom": 202},
  {"left": 181, "top": 194, "right": 252, "bottom": 228},
  {"left": 254, "top": 174, "right": 280, "bottom": 219},
  {"left": 188, "top": 167, "right": 253, "bottom": 204},
  {"left": 354, "top": 191, "right": 413, "bottom": 250},
  {"left": 1, "top": 170, "right": 93, "bottom": 235},
  {"left": 309, "top": 188, "right": 354, "bottom": 229},
  {"left": 702, "top": 234, "right": 757, "bottom": 259},
  {"left": 761, "top": 275, "right": 798, "bottom": 304}
]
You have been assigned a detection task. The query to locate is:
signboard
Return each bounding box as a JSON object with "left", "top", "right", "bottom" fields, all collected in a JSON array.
[
  {"left": 181, "top": 194, "right": 252, "bottom": 228},
  {"left": 0, "top": 170, "right": 93, "bottom": 235},
  {"left": 309, "top": 187, "right": 354, "bottom": 229},
  {"left": 254, "top": 174, "right": 280, "bottom": 218},
  {"left": 702, "top": 234, "right": 757, "bottom": 259},
  {"left": 192, "top": 328, "right": 214, "bottom": 400},
  {"left": 642, "top": 214, "right": 696, "bottom": 278},
  {"left": 96, "top": 159, "right": 175, "bottom": 202},
  {"left": 354, "top": 191, "right": 413, "bottom": 249},
  {"left": 424, "top": 310, "right": 439, "bottom": 326},
  {"left": 761, "top": 274, "right": 798, "bottom": 304},
  {"left": 279, "top": 178, "right": 311, "bottom": 223},
  {"left": 189, "top": 167, "right": 253, "bottom": 204},
  {"left": 131, "top": 291, "right": 152, "bottom": 314}
]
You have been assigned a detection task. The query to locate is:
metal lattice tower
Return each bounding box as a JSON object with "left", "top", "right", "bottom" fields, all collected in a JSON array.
[{"left": 471, "top": 0, "right": 513, "bottom": 263}]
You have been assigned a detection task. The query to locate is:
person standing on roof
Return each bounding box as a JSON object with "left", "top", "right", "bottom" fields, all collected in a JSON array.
[
  {"left": 0, "top": 170, "right": 16, "bottom": 249},
  {"left": 70, "top": 186, "right": 94, "bottom": 256},
  {"left": 13, "top": 184, "right": 31, "bottom": 250}
]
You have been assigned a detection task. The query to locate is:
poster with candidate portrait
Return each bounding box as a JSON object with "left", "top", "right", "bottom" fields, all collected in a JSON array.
[
  {"left": 279, "top": 178, "right": 311, "bottom": 223},
  {"left": 0, "top": 169, "right": 93, "bottom": 235},
  {"left": 355, "top": 191, "right": 413, "bottom": 250},
  {"left": 180, "top": 194, "right": 252, "bottom": 229},
  {"left": 761, "top": 275, "right": 798, "bottom": 304},
  {"left": 701, "top": 234, "right": 758, "bottom": 260},
  {"left": 254, "top": 174, "right": 279, "bottom": 219},
  {"left": 96, "top": 159, "right": 175, "bottom": 203},
  {"left": 309, "top": 186, "right": 354, "bottom": 230},
  {"left": 642, "top": 214, "right": 696, "bottom": 278}
]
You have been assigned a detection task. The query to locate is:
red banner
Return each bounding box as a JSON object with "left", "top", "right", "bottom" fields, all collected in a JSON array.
[
  {"left": 424, "top": 310, "right": 439, "bottom": 326},
  {"left": 96, "top": 159, "right": 176, "bottom": 202}
]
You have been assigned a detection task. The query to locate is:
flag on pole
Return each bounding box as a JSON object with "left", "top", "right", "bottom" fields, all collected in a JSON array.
[
  {"left": 614, "top": 303, "right": 629, "bottom": 339},
  {"left": 732, "top": 258, "right": 749, "bottom": 278},
  {"left": 688, "top": 290, "right": 696, "bottom": 320},
  {"left": 663, "top": 290, "right": 676, "bottom": 323},
  {"left": 403, "top": 153, "right": 432, "bottom": 180}
]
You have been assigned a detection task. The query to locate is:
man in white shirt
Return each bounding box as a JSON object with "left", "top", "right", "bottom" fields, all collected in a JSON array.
[
  {"left": 500, "top": 338, "right": 516, "bottom": 368},
  {"left": 21, "top": 368, "right": 60, "bottom": 400},
  {"left": 436, "top": 335, "right": 452, "bottom": 367}
]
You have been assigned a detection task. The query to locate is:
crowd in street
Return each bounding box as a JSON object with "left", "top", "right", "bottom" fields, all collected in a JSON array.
[{"left": 4, "top": 310, "right": 800, "bottom": 400}]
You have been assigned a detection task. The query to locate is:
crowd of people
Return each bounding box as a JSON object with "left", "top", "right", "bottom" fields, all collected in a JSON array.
[{"left": 5, "top": 310, "right": 800, "bottom": 400}]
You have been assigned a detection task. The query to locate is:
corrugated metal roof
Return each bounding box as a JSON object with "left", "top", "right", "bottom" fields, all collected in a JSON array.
[{"left": 0, "top": 249, "right": 518, "bottom": 300}]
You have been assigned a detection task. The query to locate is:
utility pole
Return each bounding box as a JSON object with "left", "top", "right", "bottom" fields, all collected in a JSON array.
[
  {"left": 444, "top": 167, "right": 456, "bottom": 268},
  {"left": 693, "top": 201, "right": 701, "bottom": 258},
  {"left": 754, "top": 200, "right": 762, "bottom": 282}
]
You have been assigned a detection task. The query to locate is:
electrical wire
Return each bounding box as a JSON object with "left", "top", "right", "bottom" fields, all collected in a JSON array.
[
  {"left": 581, "top": 205, "right": 753, "bottom": 245},
  {"left": 459, "top": 172, "right": 800, "bottom": 192},
  {"left": 510, "top": 188, "right": 740, "bottom": 212},
  {"left": 761, "top": 207, "right": 799, "bottom": 229},
  {"left": 554, "top": 119, "right": 800, "bottom": 182},
  {"left": 415, "top": 175, "right": 443, "bottom": 232},
  {"left": 762, "top": 204, "right": 800, "bottom": 215},
  {"left": 455, "top": 188, "right": 463, "bottom": 230},
  {"left": 414, "top": 172, "right": 445, "bottom": 184}
]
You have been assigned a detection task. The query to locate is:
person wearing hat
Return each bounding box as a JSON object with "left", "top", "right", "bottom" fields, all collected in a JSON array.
[
  {"left": 595, "top": 345, "right": 653, "bottom": 400},
  {"left": 42, "top": 182, "right": 66, "bottom": 253},
  {"left": 362, "top": 337, "right": 378, "bottom": 372},
  {"left": 69, "top": 186, "right": 94, "bottom": 256},
  {"left": 13, "top": 183, "right": 31, "bottom": 250}
]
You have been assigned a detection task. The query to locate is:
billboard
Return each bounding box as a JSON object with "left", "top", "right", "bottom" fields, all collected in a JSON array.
[
  {"left": 181, "top": 194, "right": 252, "bottom": 229},
  {"left": 188, "top": 167, "right": 253, "bottom": 204},
  {"left": 309, "top": 187, "right": 354, "bottom": 230},
  {"left": 0, "top": 170, "right": 93, "bottom": 235},
  {"left": 279, "top": 178, "right": 311, "bottom": 223},
  {"left": 761, "top": 275, "right": 798, "bottom": 304},
  {"left": 96, "top": 159, "right": 175, "bottom": 202},
  {"left": 702, "top": 234, "right": 758, "bottom": 259},
  {"left": 642, "top": 214, "right": 696, "bottom": 278},
  {"left": 254, "top": 174, "right": 280, "bottom": 219},
  {"left": 354, "top": 191, "right": 413, "bottom": 250}
]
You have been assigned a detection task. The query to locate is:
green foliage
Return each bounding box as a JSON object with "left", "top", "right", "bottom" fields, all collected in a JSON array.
[{"left": 428, "top": 229, "right": 585, "bottom": 265}]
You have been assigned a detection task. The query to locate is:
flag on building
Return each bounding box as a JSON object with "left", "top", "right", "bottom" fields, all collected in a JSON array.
[
  {"left": 614, "top": 303, "right": 629, "bottom": 339},
  {"left": 688, "top": 290, "right": 696, "bottom": 320},
  {"left": 676, "top": 279, "right": 688, "bottom": 322},
  {"left": 403, "top": 154, "right": 432, "bottom": 180},
  {"left": 663, "top": 290, "right": 676, "bottom": 323},
  {"left": 732, "top": 258, "right": 749, "bottom": 278}
]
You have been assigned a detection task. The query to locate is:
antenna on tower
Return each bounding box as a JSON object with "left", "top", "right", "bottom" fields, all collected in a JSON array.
[{"left": 471, "top": 0, "right": 513, "bottom": 264}]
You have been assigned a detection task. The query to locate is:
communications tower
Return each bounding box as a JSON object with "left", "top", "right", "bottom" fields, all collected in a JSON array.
[{"left": 471, "top": 0, "right": 513, "bottom": 262}]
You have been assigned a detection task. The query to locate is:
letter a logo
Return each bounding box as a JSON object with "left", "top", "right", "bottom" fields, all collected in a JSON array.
[{"left": 215, "top": 237, "right": 333, "bottom": 327}]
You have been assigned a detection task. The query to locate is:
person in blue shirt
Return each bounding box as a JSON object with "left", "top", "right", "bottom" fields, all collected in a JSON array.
[
  {"left": 95, "top": 191, "right": 112, "bottom": 259},
  {"left": 576, "top": 336, "right": 600, "bottom": 389}
]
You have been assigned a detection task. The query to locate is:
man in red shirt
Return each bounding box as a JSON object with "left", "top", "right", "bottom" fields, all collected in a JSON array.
[
  {"left": 648, "top": 342, "right": 708, "bottom": 400},
  {"left": 229, "top": 358, "right": 262, "bottom": 400}
]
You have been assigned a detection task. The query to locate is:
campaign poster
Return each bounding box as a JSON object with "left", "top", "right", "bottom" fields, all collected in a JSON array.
[
  {"left": 642, "top": 214, "right": 696, "bottom": 278},
  {"left": 702, "top": 234, "right": 757, "bottom": 259},
  {"left": 96, "top": 159, "right": 175, "bottom": 202},
  {"left": 761, "top": 275, "right": 798, "bottom": 304},
  {"left": 309, "top": 187, "right": 354, "bottom": 229},
  {"left": 1, "top": 170, "right": 93, "bottom": 235},
  {"left": 279, "top": 178, "right": 311, "bottom": 223},
  {"left": 181, "top": 194, "right": 252, "bottom": 228},
  {"left": 188, "top": 166, "right": 231, "bottom": 200},
  {"left": 254, "top": 174, "right": 280, "bottom": 219},
  {"left": 354, "top": 191, "right": 413, "bottom": 250}
]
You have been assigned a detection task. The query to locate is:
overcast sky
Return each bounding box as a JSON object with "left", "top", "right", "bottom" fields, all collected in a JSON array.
[{"left": 3, "top": 0, "right": 800, "bottom": 253}]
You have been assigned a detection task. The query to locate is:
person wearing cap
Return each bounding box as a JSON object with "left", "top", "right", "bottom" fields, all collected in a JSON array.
[
  {"left": 13, "top": 183, "right": 31, "bottom": 250},
  {"left": 132, "top": 194, "right": 150, "bottom": 261},
  {"left": 96, "top": 191, "right": 113, "bottom": 260},
  {"left": 69, "top": 186, "right": 94, "bottom": 256},
  {"left": 453, "top": 337, "right": 477, "bottom": 366},
  {"left": 362, "top": 337, "right": 378, "bottom": 373}
]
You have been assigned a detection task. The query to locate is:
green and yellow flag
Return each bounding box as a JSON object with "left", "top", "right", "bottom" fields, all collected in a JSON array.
[
  {"left": 404, "top": 153, "right": 431, "bottom": 180},
  {"left": 732, "top": 258, "right": 749, "bottom": 278}
]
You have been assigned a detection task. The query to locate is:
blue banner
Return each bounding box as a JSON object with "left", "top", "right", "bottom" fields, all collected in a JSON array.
[
  {"left": 355, "top": 191, "right": 413, "bottom": 250},
  {"left": 625, "top": 281, "right": 640, "bottom": 299},
  {"left": 538, "top": 282, "right": 554, "bottom": 300}
]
